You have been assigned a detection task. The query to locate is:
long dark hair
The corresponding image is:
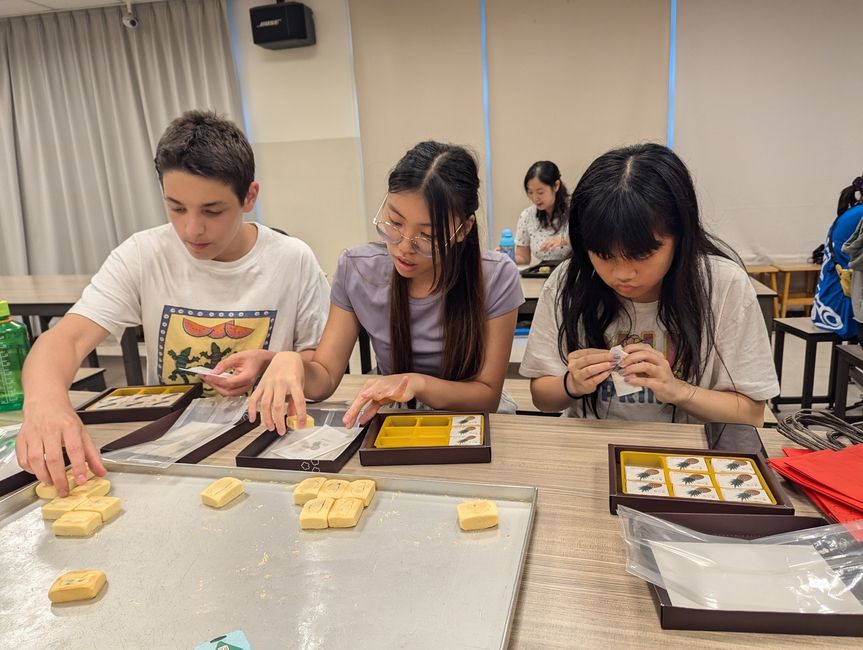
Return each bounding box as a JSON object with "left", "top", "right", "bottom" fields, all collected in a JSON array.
[
  {"left": 558, "top": 143, "right": 739, "bottom": 416},
  {"left": 837, "top": 175, "right": 863, "bottom": 216},
  {"left": 388, "top": 142, "right": 485, "bottom": 381},
  {"left": 524, "top": 161, "right": 568, "bottom": 231}
]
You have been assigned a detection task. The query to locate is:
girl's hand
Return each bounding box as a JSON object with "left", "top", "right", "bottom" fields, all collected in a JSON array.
[
  {"left": 247, "top": 351, "right": 307, "bottom": 435},
  {"left": 565, "top": 349, "right": 615, "bottom": 397},
  {"left": 204, "top": 349, "right": 271, "bottom": 397},
  {"left": 538, "top": 235, "right": 564, "bottom": 252},
  {"left": 343, "top": 374, "right": 423, "bottom": 427},
  {"left": 619, "top": 343, "right": 691, "bottom": 404}
]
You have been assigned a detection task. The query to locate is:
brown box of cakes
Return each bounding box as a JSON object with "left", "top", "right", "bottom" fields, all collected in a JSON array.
[
  {"left": 359, "top": 411, "right": 491, "bottom": 466},
  {"left": 99, "top": 408, "right": 257, "bottom": 465},
  {"left": 642, "top": 512, "right": 863, "bottom": 635},
  {"left": 608, "top": 444, "right": 794, "bottom": 516},
  {"left": 236, "top": 408, "right": 367, "bottom": 473},
  {"left": 77, "top": 384, "right": 202, "bottom": 424}
]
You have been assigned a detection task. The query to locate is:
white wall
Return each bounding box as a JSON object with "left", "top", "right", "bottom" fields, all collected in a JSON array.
[
  {"left": 676, "top": 0, "right": 863, "bottom": 265},
  {"left": 229, "top": 0, "right": 365, "bottom": 274},
  {"left": 231, "top": 0, "right": 863, "bottom": 270}
]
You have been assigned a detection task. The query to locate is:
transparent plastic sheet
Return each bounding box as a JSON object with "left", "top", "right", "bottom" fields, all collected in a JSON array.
[
  {"left": 261, "top": 408, "right": 360, "bottom": 461},
  {"left": 0, "top": 424, "right": 22, "bottom": 481},
  {"left": 103, "top": 397, "right": 248, "bottom": 468},
  {"left": 617, "top": 505, "right": 863, "bottom": 614}
]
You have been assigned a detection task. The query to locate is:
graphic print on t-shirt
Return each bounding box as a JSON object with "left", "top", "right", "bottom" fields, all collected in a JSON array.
[
  {"left": 598, "top": 328, "right": 677, "bottom": 412},
  {"left": 157, "top": 306, "right": 276, "bottom": 384}
]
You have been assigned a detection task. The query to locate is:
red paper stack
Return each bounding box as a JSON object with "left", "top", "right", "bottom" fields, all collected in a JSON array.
[{"left": 768, "top": 445, "right": 863, "bottom": 527}]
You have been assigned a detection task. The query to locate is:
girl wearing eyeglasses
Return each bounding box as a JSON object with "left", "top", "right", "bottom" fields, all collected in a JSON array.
[
  {"left": 231, "top": 141, "right": 524, "bottom": 433},
  {"left": 520, "top": 143, "right": 777, "bottom": 425}
]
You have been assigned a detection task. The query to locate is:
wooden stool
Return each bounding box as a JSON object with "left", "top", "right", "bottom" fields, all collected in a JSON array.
[
  {"left": 746, "top": 264, "right": 780, "bottom": 318},
  {"left": 831, "top": 344, "right": 863, "bottom": 422},
  {"left": 775, "top": 262, "right": 821, "bottom": 317},
  {"left": 772, "top": 317, "right": 841, "bottom": 410}
]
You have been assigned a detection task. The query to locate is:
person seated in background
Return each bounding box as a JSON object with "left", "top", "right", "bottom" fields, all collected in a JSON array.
[
  {"left": 520, "top": 143, "right": 778, "bottom": 425},
  {"left": 17, "top": 110, "right": 330, "bottom": 493},
  {"left": 812, "top": 173, "right": 863, "bottom": 341},
  {"left": 223, "top": 141, "right": 525, "bottom": 434},
  {"left": 514, "top": 160, "right": 572, "bottom": 265}
]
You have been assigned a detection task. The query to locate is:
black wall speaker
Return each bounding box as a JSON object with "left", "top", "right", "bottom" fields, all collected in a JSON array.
[{"left": 250, "top": 1, "right": 316, "bottom": 50}]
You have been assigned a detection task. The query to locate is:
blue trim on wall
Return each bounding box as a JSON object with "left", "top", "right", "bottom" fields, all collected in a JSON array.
[
  {"left": 480, "top": 0, "right": 494, "bottom": 247},
  {"left": 226, "top": 0, "right": 262, "bottom": 222},
  {"left": 666, "top": 0, "right": 678, "bottom": 149}
]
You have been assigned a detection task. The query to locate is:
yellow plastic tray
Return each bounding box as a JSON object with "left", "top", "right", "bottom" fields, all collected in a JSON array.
[
  {"left": 374, "top": 414, "right": 484, "bottom": 448},
  {"left": 84, "top": 385, "right": 192, "bottom": 410},
  {"left": 619, "top": 450, "right": 776, "bottom": 504}
]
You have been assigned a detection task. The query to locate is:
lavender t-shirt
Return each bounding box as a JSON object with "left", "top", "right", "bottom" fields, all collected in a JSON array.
[{"left": 331, "top": 242, "right": 524, "bottom": 376}]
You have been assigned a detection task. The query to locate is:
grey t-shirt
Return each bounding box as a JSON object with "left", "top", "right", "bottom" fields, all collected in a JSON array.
[
  {"left": 519, "top": 256, "right": 779, "bottom": 422},
  {"left": 331, "top": 243, "right": 525, "bottom": 376}
]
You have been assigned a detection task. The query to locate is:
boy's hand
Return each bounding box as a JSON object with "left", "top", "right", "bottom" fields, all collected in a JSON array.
[
  {"left": 204, "top": 349, "right": 273, "bottom": 396},
  {"left": 565, "top": 349, "right": 615, "bottom": 397},
  {"left": 247, "top": 351, "right": 306, "bottom": 435},
  {"left": 16, "top": 401, "right": 106, "bottom": 495},
  {"left": 343, "top": 374, "right": 421, "bottom": 428}
]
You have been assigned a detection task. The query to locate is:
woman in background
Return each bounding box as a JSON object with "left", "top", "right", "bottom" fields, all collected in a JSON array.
[{"left": 514, "top": 161, "right": 571, "bottom": 264}]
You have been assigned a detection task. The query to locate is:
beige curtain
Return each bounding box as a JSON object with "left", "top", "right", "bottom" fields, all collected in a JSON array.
[{"left": 0, "top": 0, "right": 243, "bottom": 275}]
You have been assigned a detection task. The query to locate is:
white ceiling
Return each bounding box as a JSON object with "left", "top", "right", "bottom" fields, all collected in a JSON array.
[{"left": 0, "top": 0, "right": 162, "bottom": 18}]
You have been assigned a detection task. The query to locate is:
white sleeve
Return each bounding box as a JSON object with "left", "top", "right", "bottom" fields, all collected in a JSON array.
[
  {"left": 519, "top": 266, "right": 568, "bottom": 378},
  {"left": 67, "top": 235, "right": 143, "bottom": 340},
  {"left": 291, "top": 245, "right": 331, "bottom": 351},
  {"left": 515, "top": 208, "right": 532, "bottom": 247},
  {"left": 707, "top": 266, "right": 779, "bottom": 401}
]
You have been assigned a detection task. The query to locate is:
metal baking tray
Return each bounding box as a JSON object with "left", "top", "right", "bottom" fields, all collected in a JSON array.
[{"left": 0, "top": 462, "right": 536, "bottom": 649}]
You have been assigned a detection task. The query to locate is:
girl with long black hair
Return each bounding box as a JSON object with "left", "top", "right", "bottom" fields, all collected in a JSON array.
[
  {"left": 520, "top": 143, "right": 777, "bottom": 424},
  {"left": 234, "top": 141, "right": 523, "bottom": 433}
]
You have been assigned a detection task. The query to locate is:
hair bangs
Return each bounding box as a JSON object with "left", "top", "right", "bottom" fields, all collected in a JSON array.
[{"left": 581, "top": 190, "right": 667, "bottom": 260}]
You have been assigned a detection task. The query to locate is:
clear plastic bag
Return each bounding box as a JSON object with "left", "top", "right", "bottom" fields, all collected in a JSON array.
[
  {"left": 617, "top": 505, "right": 863, "bottom": 613},
  {"left": 103, "top": 397, "right": 248, "bottom": 468},
  {"left": 0, "top": 424, "right": 22, "bottom": 481},
  {"left": 261, "top": 408, "right": 360, "bottom": 461}
]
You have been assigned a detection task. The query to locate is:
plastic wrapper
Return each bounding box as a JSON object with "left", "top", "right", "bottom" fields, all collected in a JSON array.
[
  {"left": 260, "top": 408, "right": 359, "bottom": 461},
  {"left": 103, "top": 397, "right": 248, "bottom": 468},
  {"left": 0, "top": 424, "right": 22, "bottom": 482},
  {"left": 617, "top": 505, "right": 863, "bottom": 613}
]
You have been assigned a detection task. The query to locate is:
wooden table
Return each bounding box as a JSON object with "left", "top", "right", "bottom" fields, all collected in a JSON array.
[
  {"left": 776, "top": 262, "right": 821, "bottom": 318},
  {"left": 520, "top": 276, "right": 777, "bottom": 333},
  {"left": 746, "top": 264, "right": 780, "bottom": 318},
  {"left": 0, "top": 275, "right": 143, "bottom": 385},
  {"left": 0, "top": 391, "right": 96, "bottom": 426},
  {"left": 0, "top": 378, "right": 836, "bottom": 647}
]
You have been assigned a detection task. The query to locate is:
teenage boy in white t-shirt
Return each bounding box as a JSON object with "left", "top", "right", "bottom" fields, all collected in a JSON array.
[{"left": 16, "top": 110, "right": 330, "bottom": 494}]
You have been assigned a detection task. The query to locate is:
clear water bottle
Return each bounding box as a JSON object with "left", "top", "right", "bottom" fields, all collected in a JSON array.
[
  {"left": 499, "top": 228, "right": 515, "bottom": 263},
  {"left": 0, "top": 300, "right": 30, "bottom": 412}
]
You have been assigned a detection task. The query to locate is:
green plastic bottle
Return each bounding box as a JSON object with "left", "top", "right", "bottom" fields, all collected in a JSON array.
[{"left": 0, "top": 300, "right": 30, "bottom": 411}]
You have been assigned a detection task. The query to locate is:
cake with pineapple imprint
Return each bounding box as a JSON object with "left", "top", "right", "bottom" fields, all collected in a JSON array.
[
  {"left": 625, "top": 481, "right": 670, "bottom": 496},
  {"left": 664, "top": 456, "right": 708, "bottom": 472}
]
